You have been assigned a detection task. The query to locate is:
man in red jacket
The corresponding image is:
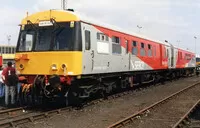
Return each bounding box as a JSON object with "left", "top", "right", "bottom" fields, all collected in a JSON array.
[{"left": 2, "top": 62, "right": 18, "bottom": 107}]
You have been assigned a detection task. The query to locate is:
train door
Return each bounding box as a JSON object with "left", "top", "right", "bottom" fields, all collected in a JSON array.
[
  {"left": 81, "top": 23, "right": 93, "bottom": 74},
  {"left": 166, "top": 46, "right": 172, "bottom": 69},
  {"left": 170, "top": 44, "right": 175, "bottom": 68},
  {"left": 124, "top": 39, "right": 130, "bottom": 71}
]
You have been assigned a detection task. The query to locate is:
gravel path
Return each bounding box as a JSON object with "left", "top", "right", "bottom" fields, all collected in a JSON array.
[{"left": 19, "top": 77, "right": 200, "bottom": 128}]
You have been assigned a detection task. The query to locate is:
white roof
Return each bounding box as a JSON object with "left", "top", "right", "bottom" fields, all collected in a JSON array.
[
  {"left": 54, "top": 10, "right": 195, "bottom": 54},
  {"left": 58, "top": 10, "right": 169, "bottom": 46}
]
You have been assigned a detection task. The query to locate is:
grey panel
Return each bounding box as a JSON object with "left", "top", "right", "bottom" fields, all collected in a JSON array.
[{"left": 81, "top": 22, "right": 153, "bottom": 75}]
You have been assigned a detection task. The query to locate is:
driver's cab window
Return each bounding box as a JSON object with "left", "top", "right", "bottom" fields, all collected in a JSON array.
[
  {"left": 25, "top": 34, "right": 33, "bottom": 51},
  {"left": 19, "top": 32, "right": 34, "bottom": 51}
]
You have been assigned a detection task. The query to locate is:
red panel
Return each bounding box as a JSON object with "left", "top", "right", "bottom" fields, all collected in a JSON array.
[{"left": 93, "top": 25, "right": 193, "bottom": 70}]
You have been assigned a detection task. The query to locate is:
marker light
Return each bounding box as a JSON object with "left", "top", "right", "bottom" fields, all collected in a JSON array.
[{"left": 51, "top": 64, "right": 57, "bottom": 71}]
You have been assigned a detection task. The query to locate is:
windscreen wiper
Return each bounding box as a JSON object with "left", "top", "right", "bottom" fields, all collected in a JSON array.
[
  {"left": 50, "top": 18, "right": 60, "bottom": 29},
  {"left": 27, "top": 20, "right": 38, "bottom": 31}
]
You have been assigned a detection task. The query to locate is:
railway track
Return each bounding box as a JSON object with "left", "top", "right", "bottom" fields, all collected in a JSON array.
[
  {"left": 172, "top": 99, "right": 200, "bottom": 128},
  {"left": 0, "top": 77, "right": 196, "bottom": 128},
  {"left": 108, "top": 82, "right": 200, "bottom": 128},
  {"left": 0, "top": 85, "right": 147, "bottom": 127}
]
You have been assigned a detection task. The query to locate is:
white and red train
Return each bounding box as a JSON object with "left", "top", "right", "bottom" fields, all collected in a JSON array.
[{"left": 15, "top": 10, "right": 195, "bottom": 105}]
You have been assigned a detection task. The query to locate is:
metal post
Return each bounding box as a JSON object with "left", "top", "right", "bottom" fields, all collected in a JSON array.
[{"left": 61, "top": 0, "right": 68, "bottom": 10}]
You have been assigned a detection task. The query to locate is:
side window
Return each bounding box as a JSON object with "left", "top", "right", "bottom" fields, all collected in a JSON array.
[
  {"left": 112, "top": 36, "right": 121, "bottom": 54},
  {"left": 97, "top": 32, "right": 109, "bottom": 42},
  {"left": 112, "top": 36, "right": 120, "bottom": 44},
  {"left": 148, "top": 44, "right": 152, "bottom": 57},
  {"left": 85, "top": 30, "right": 91, "bottom": 50},
  {"left": 140, "top": 42, "right": 145, "bottom": 56},
  {"left": 132, "top": 41, "right": 138, "bottom": 55}
]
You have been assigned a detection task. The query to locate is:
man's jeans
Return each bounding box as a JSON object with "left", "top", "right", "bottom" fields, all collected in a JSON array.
[
  {"left": 0, "top": 82, "right": 4, "bottom": 97},
  {"left": 5, "top": 85, "right": 16, "bottom": 105}
]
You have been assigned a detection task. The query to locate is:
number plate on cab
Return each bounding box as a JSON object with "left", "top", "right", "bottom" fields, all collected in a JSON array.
[{"left": 39, "top": 21, "right": 53, "bottom": 27}]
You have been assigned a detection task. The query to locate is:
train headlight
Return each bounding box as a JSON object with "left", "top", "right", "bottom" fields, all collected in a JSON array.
[
  {"left": 19, "top": 64, "right": 24, "bottom": 70},
  {"left": 51, "top": 64, "right": 57, "bottom": 71},
  {"left": 61, "top": 64, "right": 67, "bottom": 70}
]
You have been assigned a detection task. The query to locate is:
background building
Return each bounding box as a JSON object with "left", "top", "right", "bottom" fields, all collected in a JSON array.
[{"left": 0, "top": 45, "right": 16, "bottom": 67}]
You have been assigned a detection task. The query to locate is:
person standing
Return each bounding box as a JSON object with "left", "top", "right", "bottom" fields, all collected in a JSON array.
[
  {"left": 2, "top": 62, "right": 18, "bottom": 107},
  {"left": 0, "top": 67, "right": 4, "bottom": 98}
]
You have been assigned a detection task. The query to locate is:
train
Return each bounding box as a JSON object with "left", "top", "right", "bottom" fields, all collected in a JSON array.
[
  {"left": 196, "top": 55, "right": 200, "bottom": 75},
  {"left": 15, "top": 9, "right": 196, "bottom": 106}
]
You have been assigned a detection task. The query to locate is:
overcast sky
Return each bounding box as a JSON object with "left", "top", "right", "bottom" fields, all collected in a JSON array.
[{"left": 1, "top": 0, "right": 200, "bottom": 54}]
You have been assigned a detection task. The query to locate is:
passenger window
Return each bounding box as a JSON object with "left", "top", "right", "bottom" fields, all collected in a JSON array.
[
  {"left": 148, "top": 44, "right": 152, "bottom": 57},
  {"left": 112, "top": 36, "right": 120, "bottom": 44},
  {"left": 133, "top": 41, "right": 137, "bottom": 47},
  {"left": 140, "top": 42, "right": 145, "bottom": 56},
  {"left": 112, "top": 36, "right": 121, "bottom": 54},
  {"left": 85, "top": 30, "right": 91, "bottom": 50},
  {"left": 132, "top": 41, "right": 138, "bottom": 55}
]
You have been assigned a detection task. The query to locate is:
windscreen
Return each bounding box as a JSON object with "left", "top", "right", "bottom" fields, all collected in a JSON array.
[{"left": 16, "top": 22, "right": 82, "bottom": 52}]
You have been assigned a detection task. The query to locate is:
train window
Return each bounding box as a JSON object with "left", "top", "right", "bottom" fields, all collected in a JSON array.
[
  {"left": 154, "top": 46, "right": 156, "bottom": 57},
  {"left": 140, "top": 43, "right": 145, "bottom": 56},
  {"left": 85, "top": 30, "right": 91, "bottom": 50},
  {"left": 141, "top": 43, "right": 145, "bottom": 48},
  {"left": 25, "top": 34, "right": 33, "bottom": 51},
  {"left": 112, "top": 43, "right": 121, "bottom": 54},
  {"left": 132, "top": 47, "right": 138, "bottom": 55},
  {"left": 19, "top": 31, "right": 34, "bottom": 51},
  {"left": 132, "top": 41, "right": 138, "bottom": 55},
  {"left": 185, "top": 53, "right": 191, "bottom": 60},
  {"left": 133, "top": 41, "right": 137, "bottom": 46},
  {"left": 148, "top": 44, "right": 152, "bottom": 57},
  {"left": 97, "top": 33, "right": 100, "bottom": 40},
  {"left": 97, "top": 33, "right": 109, "bottom": 42},
  {"left": 106, "top": 35, "right": 109, "bottom": 41},
  {"left": 112, "top": 36, "right": 120, "bottom": 44},
  {"left": 148, "top": 44, "right": 151, "bottom": 49}
]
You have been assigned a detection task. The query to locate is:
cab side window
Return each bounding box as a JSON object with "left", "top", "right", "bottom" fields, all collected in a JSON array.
[{"left": 85, "top": 30, "right": 91, "bottom": 50}]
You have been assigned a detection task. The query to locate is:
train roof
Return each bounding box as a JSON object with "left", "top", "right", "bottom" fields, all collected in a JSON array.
[{"left": 21, "top": 9, "right": 194, "bottom": 54}]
